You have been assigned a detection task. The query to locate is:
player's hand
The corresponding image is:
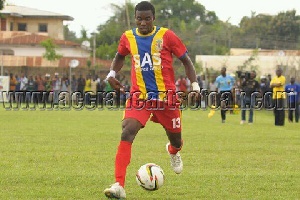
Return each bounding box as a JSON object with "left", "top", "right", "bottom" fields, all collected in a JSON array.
[{"left": 107, "top": 77, "right": 125, "bottom": 93}]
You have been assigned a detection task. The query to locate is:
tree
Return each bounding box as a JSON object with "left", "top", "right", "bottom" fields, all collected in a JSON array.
[
  {"left": 63, "top": 25, "right": 78, "bottom": 42},
  {"left": 40, "top": 38, "right": 63, "bottom": 61},
  {"left": 238, "top": 10, "right": 300, "bottom": 49},
  {"left": 0, "top": 0, "right": 4, "bottom": 10}
]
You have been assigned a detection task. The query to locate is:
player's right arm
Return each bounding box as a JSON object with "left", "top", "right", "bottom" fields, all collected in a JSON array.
[
  {"left": 107, "top": 53, "right": 126, "bottom": 91},
  {"left": 106, "top": 33, "right": 130, "bottom": 91}
]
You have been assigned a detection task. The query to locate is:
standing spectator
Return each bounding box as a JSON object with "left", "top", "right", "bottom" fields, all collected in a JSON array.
[
  {"left": 20, "top": 73, "right": 28, "bottom": 91},
  {"left": 84, "top": 74, "right": 92, "bottom": 104},
  {"left": 36, "top": 75, "right": 45, "bottom": 91},
  {"left": 36, "top": 75, "right": 45, "bottom": 103},
  {"left": 260, "top": 75, "right": 272, "bottom": 108},
  {"left": 185, "top": 76, "right": 191, "bottom": 92},
  {"left": 61, "top": 75, "right": 69, "bottom": 92},
  {"left": 270, "top": 68, "right": 286, "bottom": 126},
  {"left": 215, "top": 67, "right": 235, "bottom": 123},
  {"left": 9, "top": 73, "right": 17, "bottom": 102},
  {"left": 90, "top": 75, "right": 98, "bottom": 105},
  {"left": 15, "top": 75, "right": 20, "bottom": 92},
  {"left": 200, "top": 74, "right": 208, "bottom": 91},
  {"left": 77, "top": 74, "right": 85, "bottom": 95},
  {"left": 71, "top": 74, "right": 77, "bottom": 93},
  {"left": 26, "top": 75, "right": 36, "bottom": 103},
  {"left": 209, "top": 79, "right": 217, "bottom": 92},
  {"left": 19, "top": 73, "right": 28, "bottom": 102},
  {"left": 52, "top": 73, "right": 61, "bottom": 104},
  {"left": 9, "top": 73, "right": 17, "bottom": 91},
  {"left": 175, "top": 75, "right": 187, "bottom": 92},
  {"left": 240, "top": 71, "right": 260, "bottom": 124},
  {"left": 91, "top": 75, "right": 98, "bottom": 94},
  {"left": 285, "top": 77, "right": 299, "bottom": 123},
  {"left": 44, "top": 74, "right": 52, "bottom": 103}
]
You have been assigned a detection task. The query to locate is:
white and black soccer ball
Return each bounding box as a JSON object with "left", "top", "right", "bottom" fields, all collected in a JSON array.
[{"left": 136, "top": 163, "right": 165, "bottom": 191}]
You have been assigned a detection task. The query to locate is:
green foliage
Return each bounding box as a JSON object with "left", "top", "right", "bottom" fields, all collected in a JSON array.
[
  {"left": 96, "top": 42, "right": 118, "bottom": 60},
  {"left": 238, "top": 10, "right": 300, "bottom": 49},
  {"left": 0, "top": 0, "right": 4, "bottom": 10},
  {"left": 63, "top": 25, "right": 78, "bottom": 42},
  {"left": 237, "top": 49, "right": 259, "bottom": 72},
  {"left": 86, "top": 59, "right": 91, "bottom": 68},
  {"left": 40, "top": 38, "right": 63, "bottom": 61},
  {"left": 89, "top": 0, "right": 300, "bottom": 72}
]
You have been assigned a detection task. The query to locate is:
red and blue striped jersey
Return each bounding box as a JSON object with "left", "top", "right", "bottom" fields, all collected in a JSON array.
[{"left": 118, "top": 26, "right": 187, "bottom": 100}]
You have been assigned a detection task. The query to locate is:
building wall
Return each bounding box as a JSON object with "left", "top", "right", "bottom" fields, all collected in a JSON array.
[
  {"left": 3, "top": 17, "right": 64, "bottom": 40},
  {"left": 196, "top": 55, "right": 300, "bottom": 77},
  {"left": 0, "top": 45, "right": 90, "bottom": 57}
]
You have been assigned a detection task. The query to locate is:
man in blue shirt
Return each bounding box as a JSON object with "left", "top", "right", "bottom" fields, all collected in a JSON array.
[
  {"left": 215, "top": 67, "right": 235, "bottom": 123},
  {"left": 285, "top": 77, "right": 299, "bottom": 122}
]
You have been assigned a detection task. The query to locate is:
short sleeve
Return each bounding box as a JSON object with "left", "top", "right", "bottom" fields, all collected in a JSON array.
[
  {"left": 117, "top": 33, "right": 130, "bottom": 56},
  {"left": 164, "top": 30, "right": 187, "bottom": 58}
]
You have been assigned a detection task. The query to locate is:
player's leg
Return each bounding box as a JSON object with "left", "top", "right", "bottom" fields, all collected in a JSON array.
[
  {"left": 115, "top": 118, "right": 142, "bottom": 185},
  {"left": 151, "top": 105, "right": 183, "bottom": 174},
  {"left": 166, "top": 130, "right": 183, "bottom": 174},
  {"left": 104, "top": 119, "right": 143, "bottom": 199},
  {"left": 104, "top": 100, "right": 150, "bottom": 199}
]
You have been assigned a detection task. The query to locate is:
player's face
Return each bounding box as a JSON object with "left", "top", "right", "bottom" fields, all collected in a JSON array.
[{"left": 135, "top": 10, "right": 154, "bottom": 35}]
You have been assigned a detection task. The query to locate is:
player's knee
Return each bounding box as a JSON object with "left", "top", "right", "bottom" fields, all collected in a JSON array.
[{"left": 121, "top": 123, "right": 140, "bottom": 142}]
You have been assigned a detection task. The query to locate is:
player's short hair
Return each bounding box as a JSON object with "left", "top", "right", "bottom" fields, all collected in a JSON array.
[{"left": 135, "top": 1, "right": 155, "bottom": 16}]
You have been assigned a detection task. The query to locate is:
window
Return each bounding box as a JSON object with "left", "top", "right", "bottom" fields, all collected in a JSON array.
[
  {"left": 18, "top": 23, "right": 27, "bottom": 31},
  {"left": 10, "top": 22, "right": 13, "bottom": 31},
  {"left": 38, "top": 24, "right": 48, "bottom": 32}
]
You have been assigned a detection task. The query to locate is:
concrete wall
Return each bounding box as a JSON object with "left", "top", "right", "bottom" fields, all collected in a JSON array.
[
  {"left": 0, "top": 45, "right": 90, "bottom": 57},
  {"left": 196, "top": 55, "right": 300, "bottom": 77},
  {"left": 3, "top": 17, "right": 64, "bottom": 40}
]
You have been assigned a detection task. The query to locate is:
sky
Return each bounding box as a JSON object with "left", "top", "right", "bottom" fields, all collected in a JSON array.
[{"left": 6, "top": 0, "right": 300, "bottom": 37}]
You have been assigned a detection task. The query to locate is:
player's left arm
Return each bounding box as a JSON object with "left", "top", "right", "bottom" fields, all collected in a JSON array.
[{"left": 179, "top": 54, "right": 200, "bottom": 92}]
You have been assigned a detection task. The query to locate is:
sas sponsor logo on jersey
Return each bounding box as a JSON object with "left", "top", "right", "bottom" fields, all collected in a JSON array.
[{"left": 133, "top": 52, "right": 163, "bottom": 71}]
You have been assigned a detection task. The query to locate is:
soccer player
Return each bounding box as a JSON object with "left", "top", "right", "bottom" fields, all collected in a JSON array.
[
  {"left": 215, "top": 67, "right": 235, "bottom": 123},
  {"left": 103, "top": 1, "right": 200, "bottom": 199}
]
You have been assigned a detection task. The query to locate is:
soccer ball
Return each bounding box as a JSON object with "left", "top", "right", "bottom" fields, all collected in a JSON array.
[{"left": 135, "top": 163, "right": 165, "bottom": 191}]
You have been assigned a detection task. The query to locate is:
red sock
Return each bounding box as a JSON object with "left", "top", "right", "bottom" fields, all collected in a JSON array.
[
  {"left": 168, "top": 140, "right": 183, "bottom": 154},
  {"left": 115, "top": 141, "right": 132, "bottom": 187}
]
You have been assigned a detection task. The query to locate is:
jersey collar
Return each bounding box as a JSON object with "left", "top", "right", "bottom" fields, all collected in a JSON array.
[{"left": 135, "top": 26, "right": 157, "bottom": 37}]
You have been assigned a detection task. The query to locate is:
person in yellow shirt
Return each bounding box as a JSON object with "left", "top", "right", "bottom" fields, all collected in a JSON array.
[
  {"left": 270, "top": 68, "right": 286, "bottom": 126},
  {"left": 84, "top": 74, "right": 92, "bottom": 104}
]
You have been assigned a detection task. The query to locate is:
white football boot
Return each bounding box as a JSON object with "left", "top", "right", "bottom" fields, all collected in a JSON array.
[
  {"left": 166, "top": 142, "right": 183, "bottom": 174},
  {"left": 104, "top": 182, "right": 126, "bottom": 199}
]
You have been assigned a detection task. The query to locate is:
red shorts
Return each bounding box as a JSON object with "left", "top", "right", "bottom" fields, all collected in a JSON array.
[{"left": 123, "top": 99, "right": 182, "bottom": 133}]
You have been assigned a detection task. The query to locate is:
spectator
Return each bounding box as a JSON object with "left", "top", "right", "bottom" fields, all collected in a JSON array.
[
  {"left": 270, "top": 68, "right": 286, "bottom": 126},
  {"left": 77, "top": 74, "right": 85, "bottom": 95},
  {"left": 285, "top": 77, "right": 299, "bottom": 123},
  {"left": 175, "top": 75, "right": 187, "bottom": 92},
  {"left": 52, "top": 72, "right": 61, "bottom": 104},
  {"left": 240, "top": 71, "right": 260, "bottom": 124}
]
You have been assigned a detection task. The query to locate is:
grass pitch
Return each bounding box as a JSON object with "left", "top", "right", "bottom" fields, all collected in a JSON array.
[{"left": 0, "top": 106, "right": 299, "bottom": 199}]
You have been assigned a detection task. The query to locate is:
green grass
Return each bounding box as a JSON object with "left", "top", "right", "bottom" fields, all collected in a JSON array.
[{"left": 0, "top": 106, "right": 299, "bottom": 199}]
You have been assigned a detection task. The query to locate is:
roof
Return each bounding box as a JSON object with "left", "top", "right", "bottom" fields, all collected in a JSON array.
[
  {"left": 0, "top": 5, "right": 73, "bottom": 21},
  {"left": 0, "top": 33, "right": 80, "bottom": 47}
]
